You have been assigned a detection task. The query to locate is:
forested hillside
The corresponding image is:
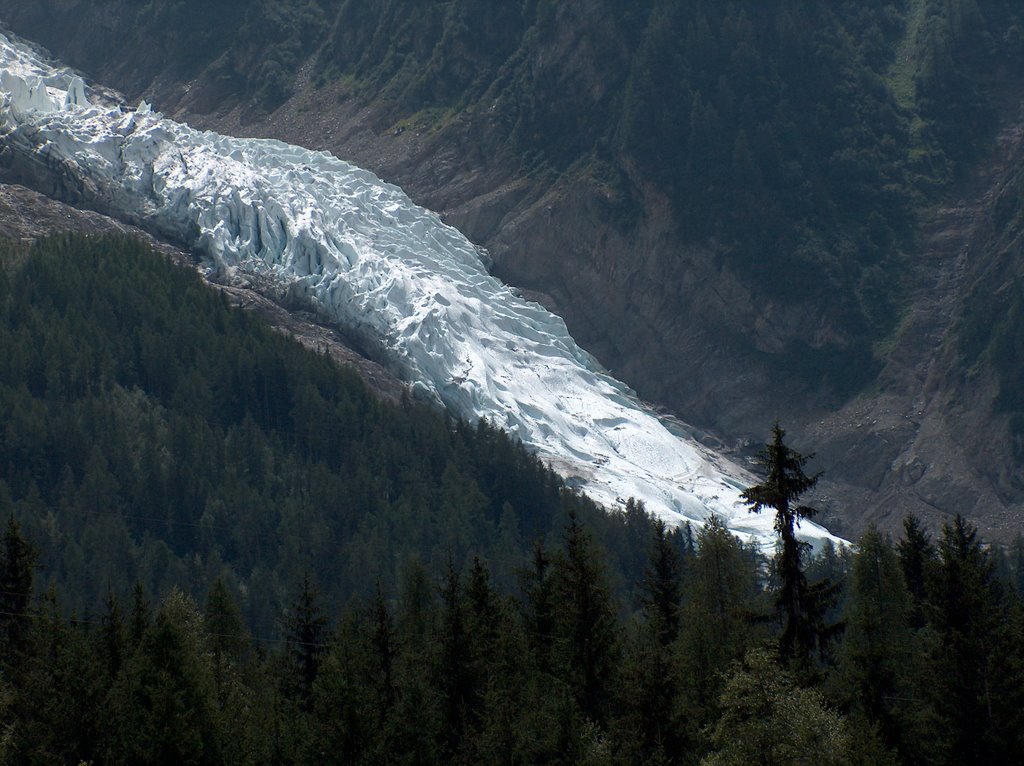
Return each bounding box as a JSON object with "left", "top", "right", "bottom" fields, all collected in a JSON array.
[
  {"left": 0, "top": 234, "right": 684, "bottom": 630},
  {"left": 4, "top": 450, "right": 1024, "bottom": 764},
  {"left": 3, "top": 0, "right": 1024, "bottom": 538},
  {"left": 0, "top": 235, "right": 1021, "bottom": 764}
]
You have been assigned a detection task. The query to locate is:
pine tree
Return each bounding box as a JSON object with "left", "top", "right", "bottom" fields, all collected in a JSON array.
[
  {"left": 1011, "top": 532, "right": 1024, "bottom": 599},
  {"left": 896, "top": 514, "right": 935, "bottom": 628},
  {"left": 15, "top": 589, "right": 104, "bottom": 765},
  {"left": 0, "top": 515, "right": 35, "bottom": 666},
  {"left": 741, "top": 424, "right": 836, "bottom": 667},
  {"left": 309, "top": 608, "right": 373, "bottom": 766},
  {"left": 552, "top": 509, "right": 620, "bottom": 725},
  {"left": 283, "top": 571, "right": 329, "bottom": 703},
  {"left": 105, "top": 589, "right": 222, "bottom": 765},
  {"left": 521, "top": 541, "right": 556, "bottom": 675},
  {"left": 368, "top": 585, "right": 397, "bottom": 715},
  {"left": 203, "top": 577, "right": 248, "bottom": 700},
  {"left": 99, "top": 586, "right": 127, "bottom": 682},
  {"left": 929, "top": 515, "right": 1005, "bottom": 764},
  {"left": 129, "top": 582, "right": 150, "bottom": 647},
  {"left": 838, "top": 528, "right": 916, "bottom": 757},
  {"left": 987, "top": 599, "right": 1024, "bottom": 761},
  {"left": 642, "top": 517, "right": 683, "bottom": 647},
  {"left": 469, "top": 603, "right": 544, "bottom": 765},
  {"left": 389, "top": 557, "right": 442, "bottom": 765},
  {"left": 612, "top": 517, "right": 687, "bottom": 764},
  {"left": 677, "top": 515, "right": 763, "bottom": 753},
  {"left": 436, "top": 559, "right": 475, "bottom": 759}
]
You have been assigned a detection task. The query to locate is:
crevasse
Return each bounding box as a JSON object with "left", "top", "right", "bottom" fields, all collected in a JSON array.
[{"left": 0, "top": 31, "right": 843, "bottom": 548}]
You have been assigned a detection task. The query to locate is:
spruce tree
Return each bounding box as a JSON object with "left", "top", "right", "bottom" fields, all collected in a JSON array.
[
  {"left": 308, "top": 608, "right": 373, "bottom": 766},
  {"left": 613, "top": 517, "right": 687, "bottom": 764},
  {"left": 838, "top": 528, "right": 915, "bottom": 757},
  {"left": 99, "top": 586, "right": 127, "bottom": 683},
  {"left": 642, "top": 517, "right": 683, "bottom": 647},
  {"left": 553, "top": 509, "right": 620, "bottom": 725},
  {"left": 988, "top": 600, "right": 1024, "bottom": 761},
  {"left": 0, "top": 515, "right": 35, "bottom": 666},
  {"left": 741, "top": 423, "right": 836, "bottom": 667},
  {"left": 470, "top": 602, "right": 543, "bottom": 765},
  {"left": 15, "top": 589, "right": 105, "bottom": 766},
  {"left": 390, "top": 558, "right": 442, "bottom": 766},
  {"left": 283, "top": 571, "right": 329, "bottom": 704},
  {"left": 521, "top": 542, "right": 556, "bottom": 675},
  {"left": 1010, "top": 532, "right": 1024, "bottom": 599},
  {"left": 203, "top": 577, "right": 249, "bottom": 701},
  {"left": 896, "top": 514, "right": 936, "bottom": 628},
  {"left": 677, "top": 515, "right": 762, "bottom": 753},
  {"left": 929, "top": 515, "right": 1005, "bottom": 764},
  {"left": 105, "top": 589, "right": 222, "bottom": 765},
  {"left": 436, "top": 560, "right": 475, "bottom": 759},
  {"left": 368, "top": 585, "right": 397, "bottom": 715},
  {"left": 129, "top": 582, "right": 150, "bottom": 648}
]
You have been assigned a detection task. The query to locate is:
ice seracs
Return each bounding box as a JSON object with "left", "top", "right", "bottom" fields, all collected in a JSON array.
[{"left": 0, "top": 31, "right": 844, "bottom": 549}]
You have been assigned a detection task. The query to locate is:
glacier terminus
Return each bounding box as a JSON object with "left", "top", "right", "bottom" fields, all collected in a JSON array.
[{"left": 0, "top": 30, "right": 843, "bottom": 549}]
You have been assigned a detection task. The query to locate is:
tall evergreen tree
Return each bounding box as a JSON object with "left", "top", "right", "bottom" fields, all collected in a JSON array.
[
  {"left": 928, "top": 515, "right": 1007, "bottom": 764},
  {"left": 1010, "top": 532, "right": 1024, "bottom": 599},
  {"left": 203, "top": 577, "right": 249, "bottom": 702},
  {"left": 838, "top": 528, "right": 917, "bottom": 758},
  {"left": 676, "top": 515, "right": 763, "bottom": 755},
  {"left": 283, "top": 571, "right": 329, "bottom": 704},
  {"left": 436, "top": 560, "right": 475, "bottom": 760},
  {"left": 741, "top": 424, "right": 837, "bottom": 667},
  {"left": 642, "top": 517, "right": 683, "bottom": 647},
  {"left": 129, "top": 582, "right": 150, "bottom": 648},
  {"left": 99, "top": 587, "right": 127, "bottom": 683},
  {"left": 105, "top": 589, "right": 222, "bottom": 766},
  {"left": 308, "top": 608, "right": 374, "bottom": 766},
  {"left": 389, "top": 558, "right": 442, "bottom": 766},
  {"left": 896, "top": 514, "right": 936, "bottom": 628},
  {"left": 521, "top": 541, "right": 556, "bottom": 675},
  {"left": 613, "top": 517, "right": 687, "bottom": 765},
  {"left": 553, "top": 509, "right": 620, "bottom": 725},
  {"left": 368, "top": 585, "right": 397, "bottom": 715},
  {"left": 987, "top": 599, "right": 1024, "bottom": 761},
  {"left": 14, "top": 588, "right": 110, "bottom": 765},
  {"left": 0, "top": 515, "right": 35, "bottom": 666},
  {"left": 468, "top": 600, "right": 546, "bottom": 765}
]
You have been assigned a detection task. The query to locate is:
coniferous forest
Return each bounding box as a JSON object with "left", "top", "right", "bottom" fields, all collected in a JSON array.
[{"left": 1, "top": 236, "right": 1024, "bottom": 765}]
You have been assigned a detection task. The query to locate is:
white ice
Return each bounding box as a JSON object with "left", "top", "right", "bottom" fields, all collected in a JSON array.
[{"left": 0, "top": 31, "right": 844, "bottom": 549}]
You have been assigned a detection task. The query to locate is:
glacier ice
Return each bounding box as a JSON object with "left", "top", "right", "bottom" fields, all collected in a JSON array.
[{"left": 0, "top": 31, "right": 844, "bottom": 549}]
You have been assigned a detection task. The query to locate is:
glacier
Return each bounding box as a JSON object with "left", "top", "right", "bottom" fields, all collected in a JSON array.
[{"left": 0, "top": 30, "right": 843, "bottom": 549}]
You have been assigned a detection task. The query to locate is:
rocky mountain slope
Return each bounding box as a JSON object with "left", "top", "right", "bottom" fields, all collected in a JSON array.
[
  {"left": 2, "top": 1, "right": 1023, "bottom": 539},
  {"left": 810, "top": 110, "right": 1024, "bottom": 537}
]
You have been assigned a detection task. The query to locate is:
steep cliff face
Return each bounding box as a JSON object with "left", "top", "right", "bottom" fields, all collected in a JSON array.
[{"left": 3, "top": 1, "right": 1024, "bottom": 539}]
